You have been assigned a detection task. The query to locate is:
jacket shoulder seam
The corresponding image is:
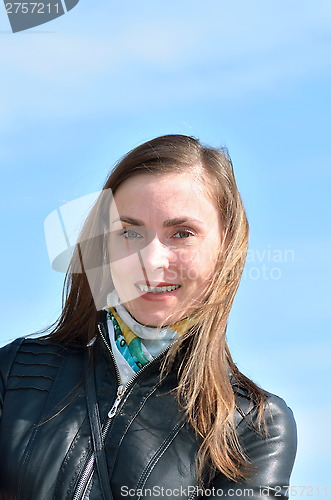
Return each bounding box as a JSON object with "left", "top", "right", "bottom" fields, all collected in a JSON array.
[{"left": 0, "top": 337, "right": 26, "bottom": 387}]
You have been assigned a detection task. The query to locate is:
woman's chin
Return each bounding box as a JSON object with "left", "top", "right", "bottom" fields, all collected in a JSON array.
[
  {"left": 125, "top": 302, "right": 181, "bottom": 327},
  {"left": 131, "top": 311, "right": 176, "bottom": 327}
]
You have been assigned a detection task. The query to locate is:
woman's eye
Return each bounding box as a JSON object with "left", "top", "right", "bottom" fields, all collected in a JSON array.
[
  {"left": 173, "top": 230, "right": 194, "bottom": 239},
  {"left": 119, "top": 228, "right": 142, "bottom": 239}
]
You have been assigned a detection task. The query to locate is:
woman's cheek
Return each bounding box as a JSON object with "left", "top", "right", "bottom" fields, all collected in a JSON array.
[
  {"left": 176, "top": 248, "right": 197, "bottom": 267},
  {"left": 109, "top": 241, "right": 139, "bottom": 269},
  {"left": 167, "top": 268, "right": 178, "bottom": 281},
  {"left": 110, "top": 254, "right": 142, "bottom": 297}
]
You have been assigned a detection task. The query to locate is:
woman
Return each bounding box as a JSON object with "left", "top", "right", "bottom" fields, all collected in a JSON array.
[{"left": 0, "top": 134, "right": 297, "bottom": 499}]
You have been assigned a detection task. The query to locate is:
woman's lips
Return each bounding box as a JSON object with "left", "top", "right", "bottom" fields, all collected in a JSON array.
[
  {"left": 134, "top": 283, "right": 181, "bottom": 301},
  {"left": 135, "top": 283, "right": 181, "bottom": 292}
]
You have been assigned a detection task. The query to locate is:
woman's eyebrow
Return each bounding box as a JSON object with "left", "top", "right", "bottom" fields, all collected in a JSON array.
[
  {"left": 111, "top": 216, "right": 203, "bottom": 226},
  {"left": 111, "top": 216, "right": 144, "bottom": 225},
  {"left": 163, "top": 217, "right": 204, "bottom": 227}
]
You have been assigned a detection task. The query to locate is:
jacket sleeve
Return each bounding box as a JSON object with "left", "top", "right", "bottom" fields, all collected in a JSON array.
[
  {"left": 204, "top": 393, "right": 297, "bottom": 499},
  {"left": 0, "top": 338, "right": 25, "bottom": 420}
]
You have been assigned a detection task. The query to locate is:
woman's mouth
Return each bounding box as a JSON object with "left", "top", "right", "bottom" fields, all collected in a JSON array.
[{"left": 136, "top": 284, "right": 181, "bottom": 294}]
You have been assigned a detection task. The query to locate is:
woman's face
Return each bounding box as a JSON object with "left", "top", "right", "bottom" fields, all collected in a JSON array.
[{"left": 108, "top": 172, "right": 223, "bottom": 326}]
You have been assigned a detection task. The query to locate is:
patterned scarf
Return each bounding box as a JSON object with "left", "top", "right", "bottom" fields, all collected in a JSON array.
[{"left": 105, "top": 291, "right": 195, "bottom": 375}]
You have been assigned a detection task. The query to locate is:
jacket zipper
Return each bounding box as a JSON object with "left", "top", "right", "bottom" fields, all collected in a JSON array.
[
  {"left": 188, "top": 489, "right": 198, "bottom": 500},
  {"left": 72, "top": 322, "right": 171, "bottom": 500},
  {"left": 72, "top": 383, "right": 125, "bottom": 500}
]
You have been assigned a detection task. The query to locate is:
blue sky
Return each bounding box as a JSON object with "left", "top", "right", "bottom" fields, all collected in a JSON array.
[{"left": 1, "top": 0, "right": 331, "bottom": 492}]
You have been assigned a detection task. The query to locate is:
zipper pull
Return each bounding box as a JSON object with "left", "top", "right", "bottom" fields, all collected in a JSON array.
[
  {"left": 108, "top": 385, "right": 125, "bottom": 418},
  {"left": 86, "top": 336, "right": 97, "bottom": 347}
]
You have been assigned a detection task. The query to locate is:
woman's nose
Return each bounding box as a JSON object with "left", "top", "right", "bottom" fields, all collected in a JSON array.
[{"left": 139, "top": 236, "right": 172, "bottom": 271}]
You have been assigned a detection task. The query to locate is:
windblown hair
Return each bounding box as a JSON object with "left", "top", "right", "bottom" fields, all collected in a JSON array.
[{"left": 44, "top": 134, "right": 267, "bottom": 482}]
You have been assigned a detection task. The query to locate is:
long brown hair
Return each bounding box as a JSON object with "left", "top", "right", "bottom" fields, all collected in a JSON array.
[{"left": 44, "top": 134, "right": 267, "bottom": 482}]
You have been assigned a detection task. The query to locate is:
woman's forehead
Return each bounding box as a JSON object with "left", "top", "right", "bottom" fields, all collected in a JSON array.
[
  {"left": 109, "top": 172, "right": 218, "bottom": 223},
  {"left": 117, "top": 170, "right": 204, "bottom": 191}
]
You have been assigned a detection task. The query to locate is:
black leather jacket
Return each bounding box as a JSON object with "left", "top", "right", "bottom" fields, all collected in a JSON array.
[{"left": 0, "top": 319, "right": 297, "bottom": 500}]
